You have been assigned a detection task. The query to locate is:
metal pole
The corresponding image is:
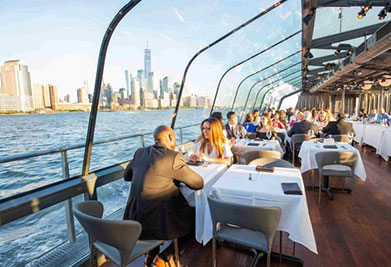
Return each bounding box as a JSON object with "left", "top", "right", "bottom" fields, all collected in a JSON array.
[
  {"left": 179, "top": 128, "right": 183, "bottom": 144},
  {"left": 61, "top": 150, "right": 76, "bottom": 244},
  {"left": 82, "top": 0, "right": 142, "bottom": 178},
  {"left": 209, "top": 31, "right": 301, "bottom": 114},
  {"left": 231, "top": 51, "right": 300, "bottom": 111},
  {"left": 277, "top": 89, "right": 303, "bottom": 110},
  {"left": 139, "top": 134, "right": 145, "bottom": 148},
  {"left": 258, "top": 76, "right": 302, "bottom": 110},
  {"left": 170, "top": 0, "right": 288, "bottom": 128}
]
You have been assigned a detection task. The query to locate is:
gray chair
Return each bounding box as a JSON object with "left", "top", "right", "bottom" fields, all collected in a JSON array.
[
  {"left": 331, "top": 135, "right": 352, "bottom": 144},
  {"left": 315, "top": 151, "right": 358, "bottom": 203},
  {"left": 73, "top": 201, "right": 164, "bottom": 267},
  {"left": 291, "top": 134, "right": 311, "bottom": 165},
  {"left": 244, "top": 150, "right": 281, "bottom": 165},
  {"left": 248, "top": 158, "right": 294, "bottom": 168},
  {"left": 208, "top": 195, "right": 281, "bottom": 267}
]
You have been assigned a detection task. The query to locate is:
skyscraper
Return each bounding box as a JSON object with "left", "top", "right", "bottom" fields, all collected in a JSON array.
[
  {"left": 77, "top": 87, "right": 88, "bottom": 103},
  {"left": 124, "top": 70, "right": 130, "bottom": 98},
  {"left": 144, "top": 46, "right": 151, "bottom": 78},
  {"left": 0, "top": 60, "right": 33, "bottom": 111}
]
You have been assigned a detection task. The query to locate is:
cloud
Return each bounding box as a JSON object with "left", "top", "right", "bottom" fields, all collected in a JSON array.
[{"left": 172, "top": 7, "right": 185, "bottom": 23}]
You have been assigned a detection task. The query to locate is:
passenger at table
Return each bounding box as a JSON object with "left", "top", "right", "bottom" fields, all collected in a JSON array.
[
  {"left": 225, "top": 111, "right": 246, "bottom": 139},
  {"left": 211, "top": 111, "right": 227, "bottom": 137},
  {"left": 359, "top": 108, "right": 367, "bottom": 119},
  {"left": 123, "top": 125, "right": 204, "bottom": 266},
  {"left": 322, "top": 113, "right": 355, "bottom": 136},
  {"left": 376, "top": 108, "right": 390, "bottom": 125},
  {"left": 279, "top": 110, "right": 288, "bottom": 128},
  {"left": 325, "top": 108, "right": 335, "bottom": 122},
  {"left": 314, "top": 111, "right": 328, "bottom": 131},
  {"left": 256, "top": 116, "right": 279, "bottom": 140},
  {"left": 189, "top": 117, "right": 233, "bottom": 165},
  {"left": 289, "top": 111, "right": 303, "bottom": 128},
  {"left": 243, "top": 113, "right": 259, "bottom": 133},
  {"left": 287, "top": 111, "right": 319, "bottom": 137},
  {"left": 368, "top": 108, "right": 378, "bottom": 123},
  {"left": 286, "top": 107, "right": 294, "bottom": 119},
  {"left": 272, "top": 113, "right": 285, "bottom": 129},
  {"left": 253, "top": 109, "right": 260, "bottom": 121}
]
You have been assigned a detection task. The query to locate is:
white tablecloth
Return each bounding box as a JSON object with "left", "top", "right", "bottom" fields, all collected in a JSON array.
[
  {"left": 377, "top": 129, "right": 391, "bottom": 161},
  {"left": 298, "top": 141, "right": 367, "bottom": 181},
  {"left": 180, "top": 163, "right": 227, "bottom": 244},
  {"left": 232, "top": 139, "right": 284, "bottom": 164},
  {"left": 209, "top": 165, "right": 318, "bottom": 254}
]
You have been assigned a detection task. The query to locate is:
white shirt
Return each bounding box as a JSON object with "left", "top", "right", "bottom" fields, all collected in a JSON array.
[{"left": 189, "top": 140, "right": 233, "bottom": 159}]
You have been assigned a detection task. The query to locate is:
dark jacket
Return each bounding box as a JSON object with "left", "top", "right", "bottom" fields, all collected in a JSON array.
[
  {"left": 225, "top": 122, "right": 234, "bottom": 139},
  {"left": 123, "top": 144, "right": 204, "bottom": 240},
  {"left": 287, "top": 120, "right": 319, "bottom": 137},
  {"left": 322, "top": 120, "right": 355, "bottom": 136}
]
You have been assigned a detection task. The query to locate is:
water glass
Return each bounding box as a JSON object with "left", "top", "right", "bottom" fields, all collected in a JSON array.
[
  {"left": 266, "top": 130, "right": 272, "bottom": 140},
  {"left": 308, "top": 129, "right": 314, "bottom": 137}
]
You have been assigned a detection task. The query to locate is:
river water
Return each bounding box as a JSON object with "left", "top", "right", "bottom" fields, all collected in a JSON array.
[{"left": 0, "top": 109, "right": 218, "bottom": 266}]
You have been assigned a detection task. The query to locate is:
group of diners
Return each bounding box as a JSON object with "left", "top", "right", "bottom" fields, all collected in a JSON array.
[{"left": 357, "top": 107, "right": 391, "bottom": 125}]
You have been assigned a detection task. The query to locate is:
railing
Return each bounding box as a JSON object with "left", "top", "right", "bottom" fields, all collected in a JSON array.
[{"left": 0, "top": 123, "right": 199, "bottom": 243}]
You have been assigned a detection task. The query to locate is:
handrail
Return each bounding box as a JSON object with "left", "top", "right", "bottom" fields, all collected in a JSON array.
[
  {"left": 170, "top": 0, "right": 288, "bottom": 128},
  {"left": 277, "top": 89, "right": 303, "bottom": 110},
  {"left": 83, "top": 0, "right": 142, "bottom": 178},
  {"left": 258, "top": 76, "right": 302, "bottom": 110},
  {"left": 231, "top": 50, "right": 301, "bottom": 110},
  {"left": 209, "top": 31, "right": 301, "bottom": 114},
  {"left": 237, "top": 61, "right": 301, "bottom": 121},
  {"left": 0, "top": 123, "right": 199, "bottom": 164}
]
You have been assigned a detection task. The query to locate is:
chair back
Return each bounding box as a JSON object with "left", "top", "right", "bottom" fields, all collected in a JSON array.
[
  {"left": 248, "top": 158, "right": 294, "bottom": 168},
  {"left": 208, "top": 195, "right": 281, "bottom": 252},
  {"left": 331, "top": 135, "right": 351, "bottom": 144},
  {"left": 291, "top": 134, "right": 311, "bottom": 151},
  {"left": 315, "top": 151, "right": 357, "bottom": 174},
  {"left": 244, "top": 150, "right": 281, "bottom": 164},
  {"left": 73, "top": 201, "right": 142, "bottom": 262},
  {"left": 276, "top": 132, "right": 286, "bottom": 144}
]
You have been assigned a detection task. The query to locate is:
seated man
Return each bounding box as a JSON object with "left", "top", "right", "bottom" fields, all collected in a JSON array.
[
  {"left": 287, "top": 111, "right": 318, "bottom": 137},
  {"left": 368, "top": 108, "right": 378, "bottom": 122},
  {"left": 322, "top": 113, "right": 355, "bottom": 136},
  {"left": 376, "top": 108, "right": 390, "bottom": 125},
  {"left": 123, "top": 125, "right": 204, "bottom": 266},
  {"left": 225, "top": 111, "right": 246, "bottom": 139}
]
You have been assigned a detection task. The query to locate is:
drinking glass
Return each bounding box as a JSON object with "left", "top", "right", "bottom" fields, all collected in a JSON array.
[
  {"left": 308, "top": 129, "right": 314, "bottom": 138},
  {"left": 347, "top": 132, "right": 354, "bottom": 142},
  {"left": 266, "top": 130, "right": 272, "bottom": 140}
]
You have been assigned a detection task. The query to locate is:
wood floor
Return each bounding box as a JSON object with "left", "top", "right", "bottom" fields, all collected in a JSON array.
[{"left": 108, "top": 145, "right": 391, "bottom": 267}]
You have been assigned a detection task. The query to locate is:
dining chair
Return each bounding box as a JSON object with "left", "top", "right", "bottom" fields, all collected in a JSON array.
[
  {"left": 315, "top": 151, "right": 358, "bottom": 203},
  {"left": 331, "top": 135, "right": 351, "bottom": 144},
  {"left": 291, "top": 134, "right": 311, "bottom": 166},
  {"left": 248, "top": 158, "right": 294, "bottom": 168},
  {"left": 247, "top": 133, "right": 257, "bottom": 139},
  {"left": 208, "top": 195, "right": 281, "bottom": 267},
  {"left": 73, "top": 201, "right": 164, "bottom": 267},
  {"left": 244, "top": 150, "right": 281, "bottom": 164}
]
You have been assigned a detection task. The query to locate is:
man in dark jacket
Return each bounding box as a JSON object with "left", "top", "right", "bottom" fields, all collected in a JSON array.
[
  {"left": 322, "top": 113, "right": 356, "bottom": 136},
  {"left": 123, "top": 125, "right": 203, "bottom": 265},
  {"left": 287, "top": 111, "right": 319, "bottom": 137}
]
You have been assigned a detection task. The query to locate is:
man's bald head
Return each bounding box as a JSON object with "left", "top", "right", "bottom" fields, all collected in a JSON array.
[{"left": 154, "top": 125, "right": 176, "bottom": 150}]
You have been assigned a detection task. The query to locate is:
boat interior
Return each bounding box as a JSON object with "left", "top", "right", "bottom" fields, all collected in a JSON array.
[{"left": 1, "top": 0, "right": 391, "bottom": 266}]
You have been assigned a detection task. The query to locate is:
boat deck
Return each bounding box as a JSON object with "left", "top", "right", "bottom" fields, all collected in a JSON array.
[{"left": 104, "top": 145, "right": 391, "bottom": 267}]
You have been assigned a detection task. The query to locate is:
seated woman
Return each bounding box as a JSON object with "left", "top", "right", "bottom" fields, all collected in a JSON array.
[
  {"left": 189, "top": 117, "right": 233, "bottom": 165},
  {"left": 271, "top": 113, "right": 285, "bottom": 129},
  {"left": 256, "top": 116, "right": 279, "bottom": 141},
  {"left": 243, "top": 113, "right": 259, "bottom": 134},
  {"left": 314, "top": 110, "right": 328, "bottom": 131}
]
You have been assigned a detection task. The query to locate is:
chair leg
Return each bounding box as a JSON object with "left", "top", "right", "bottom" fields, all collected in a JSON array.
[
  {"left": 266, "top": 252, "right": 271, "bottom": 267},
  {"left": 292, "top": 242, "right": 296, "bottom": 256},
  {"left": 89, "top": 244, "right": 97, "bottom": 267},
  {"left": 212, "top": 237, "right": 216, "bottom": 267},
  {"left": 279, "top": 231, "right": 282, "bottom": 263},
  {"left": 318, "top": 175, "right": 322, "bottom": 204},
  {"left": 174, "top": 239, "right": 180, "bottom": 267}
]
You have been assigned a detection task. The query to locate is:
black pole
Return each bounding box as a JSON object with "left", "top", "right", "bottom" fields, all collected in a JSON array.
[
  {"left": 277, "top": 89, "right": 303, "bottom": 110},
  {"left": 258, "top": 76, "right": 302, "bottom": 110},
  {"left": 238, "top": 61, "right": 301, "bottom": 119},
  {"left": 82, "top": 0, "right": 142, "bottom": 177},
  {"left": 170, "top": 0, "right": 288, "bottom": 129},
  {"left": 209, "top": 30, "right": 301, "bottom": 115},
  {"left": 231, "top": 50, "right": 300, "bottom": 110}
]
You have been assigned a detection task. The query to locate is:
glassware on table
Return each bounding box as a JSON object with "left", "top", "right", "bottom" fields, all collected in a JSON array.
[
  {"left": 266, "top": 130, "right": 272, "bottom": 140},
  {"left": 347, "top": 131, "right": 354, "bottom": 142},
  {"left": 308, "top": 129, "right": 314, "bottom": 138}
]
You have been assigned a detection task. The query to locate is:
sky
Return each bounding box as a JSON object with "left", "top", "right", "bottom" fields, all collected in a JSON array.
[{"left": 0, "top": 0, "right": 389, "bottom": 109}]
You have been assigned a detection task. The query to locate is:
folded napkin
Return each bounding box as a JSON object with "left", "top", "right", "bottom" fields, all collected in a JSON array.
[
  {"left": 256, "top": 166, "right": 274, "bottom": 172},
  {"left": 281, "top": 183, "right": 302, "bottom": 195}
]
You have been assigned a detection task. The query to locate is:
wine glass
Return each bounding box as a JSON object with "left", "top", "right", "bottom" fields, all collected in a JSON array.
[
  {"left": 266, "top": 130, "right": 272, "bottom": 140},
  {"left": 347, "top": 131, "right": 354, "bottom": 143},
  {"left": 308, "top": 129, "right": 314, "bottom": 138}
]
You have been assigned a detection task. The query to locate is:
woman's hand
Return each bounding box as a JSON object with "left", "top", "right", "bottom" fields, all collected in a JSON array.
[{"left": 189, "top": 154, "right": 198, "bottom": 162}]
